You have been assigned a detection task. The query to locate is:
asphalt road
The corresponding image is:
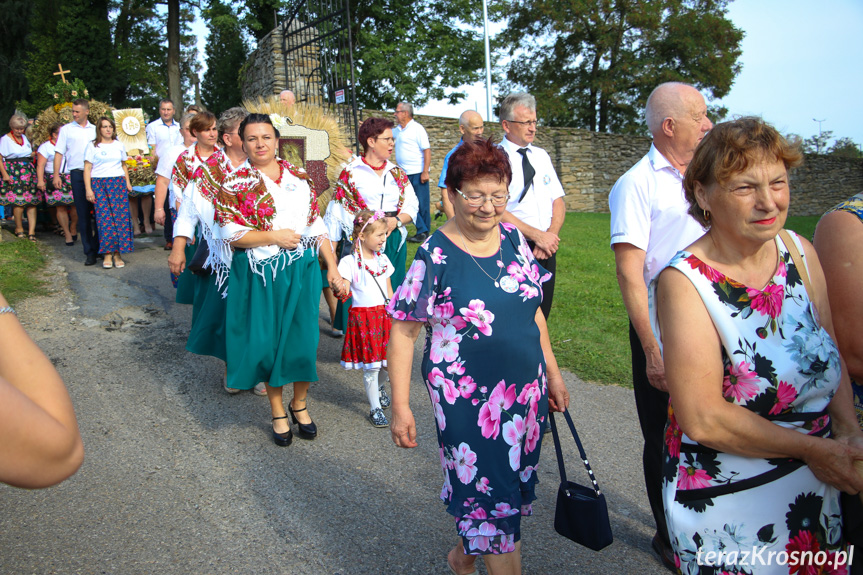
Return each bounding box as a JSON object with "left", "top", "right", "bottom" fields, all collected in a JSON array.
[{"left": 0, "top": 229, "right": 669, "bottom": 575}]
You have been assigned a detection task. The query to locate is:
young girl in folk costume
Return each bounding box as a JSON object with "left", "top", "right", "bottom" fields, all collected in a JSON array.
[{"left": 337, "top": 210, "right": 395, "bottom": 428}]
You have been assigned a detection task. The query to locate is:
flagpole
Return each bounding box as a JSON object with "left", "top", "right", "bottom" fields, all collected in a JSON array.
[{"left": 482, "top": 0, "right": 493, "bottom": 121}]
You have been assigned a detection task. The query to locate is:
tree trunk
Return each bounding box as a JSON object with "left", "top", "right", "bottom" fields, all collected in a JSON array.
[{"left": 167, "top": 0, "right": 182, "bottom": 115}]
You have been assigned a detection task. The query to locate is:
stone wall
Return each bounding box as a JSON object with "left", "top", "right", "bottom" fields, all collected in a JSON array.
[
  {"left": 358, "top": 109, "right": 863, "bottom": 216},
  {"left": 241, "top": 20, "right": 322, "bottom": 102}
]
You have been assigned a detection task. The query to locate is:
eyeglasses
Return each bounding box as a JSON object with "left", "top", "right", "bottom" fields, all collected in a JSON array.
[
  {"left": 455, "top": 189, "right": 510, "bottom": 207},
  {"left": 375, "top": 136, "right": 394, "bottom": 143},
  {"left": 505, "top": 119, "right": 538, "bottom": 127}
]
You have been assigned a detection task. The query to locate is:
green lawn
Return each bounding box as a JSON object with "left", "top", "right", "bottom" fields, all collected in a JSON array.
[
  {"left": 0, "top": 235, "right": 47, "bottom": 305},
  {"left": 406, "top": 213, "right": 821, "bottom": 386}
]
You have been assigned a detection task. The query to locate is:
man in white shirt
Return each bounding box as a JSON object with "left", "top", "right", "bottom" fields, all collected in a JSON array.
[
  {"left": 499, "top": 92, "right": 565, "bottom": 319},
  {"left": 53, "top": 99, "right": 98, "bottom": 265},
  {"left": 608, "top": 82, "right": 712, "bottom": 572},
  {"left": 394, "top": 102, "right": 432, "bottom": 243},
  {"left": 437, "top": 110, "right": 484, "bottom": 220},
  {"left": 146, "top": 98, "right": 183, "bottom": 249}
]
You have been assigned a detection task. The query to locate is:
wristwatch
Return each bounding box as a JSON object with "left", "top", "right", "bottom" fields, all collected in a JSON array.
[{"left": 395, "top": 217, "right": 403, "bottom": 229}]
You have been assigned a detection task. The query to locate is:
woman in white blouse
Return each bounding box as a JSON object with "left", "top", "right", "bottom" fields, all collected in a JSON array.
[
  {"left": 37, "top": 123, "right": 78, "bottom": 246},
  {"left": 84, "top": 117, "right": 134, "bottom": 269},
  {"left": 212, "top": 114, "right": 344, "bottom": 446},
  {"left": 323, "top": 117, "right": 419, "bottom": 334},
  {"left": 0, "top": 114, "right": 38, "bottom": 240}
]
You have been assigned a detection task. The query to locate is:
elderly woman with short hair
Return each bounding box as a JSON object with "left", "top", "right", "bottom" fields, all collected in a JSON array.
[
  {"left": 0, "top": 115, "right": 38, "bottom": 240},
  {"left": 651, "top": 117, "right": 863, "bottom": 574},
  {"left": 388, "top": 137, "right": 569, "bottom": 575}
]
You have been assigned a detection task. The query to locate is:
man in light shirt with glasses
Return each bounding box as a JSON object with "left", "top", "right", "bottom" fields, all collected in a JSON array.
[{"left": 499, "top": 92, "right": 565, "bottom": 318}]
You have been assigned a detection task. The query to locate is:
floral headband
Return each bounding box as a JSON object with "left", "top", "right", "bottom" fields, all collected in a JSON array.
[{"left": 356, "top": 210, "right": 386, "bottom": 238}]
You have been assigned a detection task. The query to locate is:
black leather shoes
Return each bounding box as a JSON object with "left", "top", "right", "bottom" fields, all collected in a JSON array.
[
  {"left": 652, "top": 534, "right": 677, "bottom": 573},
  {"left": 289, "top": 402, "right": 317, "bottom": 439},
  {"left": 84, "top": 253, "right": 97, "bottom": 266},
  {"left": 407, "top": 232, "right": 428, "bottom": 244},
  {"left": 272, "top": 415, "right": 293, "bottom": 446}
]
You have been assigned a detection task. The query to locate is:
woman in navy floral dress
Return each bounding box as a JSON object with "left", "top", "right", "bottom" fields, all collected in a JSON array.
[
  {"left": 388, "top": 138, "right": 569, "bottom": 575},
  {"left": 650, "top": 118, "right": 863, "bottom": 575}
]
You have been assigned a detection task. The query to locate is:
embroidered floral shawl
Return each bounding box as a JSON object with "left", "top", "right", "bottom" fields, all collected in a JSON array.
[{"left": 212, "top": 158, "right": 325, "bottom": 285}]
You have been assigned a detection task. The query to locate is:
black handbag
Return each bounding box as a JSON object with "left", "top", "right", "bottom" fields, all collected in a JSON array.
[
  {"left": 186, "top": 238, "right": 211, "bottom": 276},
  {"left": 549, "top": 409, "right": 613, "bottom": 551}
]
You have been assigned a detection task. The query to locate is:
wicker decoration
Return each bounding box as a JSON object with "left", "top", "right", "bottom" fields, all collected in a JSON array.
[{"left": 241, "top": 95, "right": 353, "bottom": 210}]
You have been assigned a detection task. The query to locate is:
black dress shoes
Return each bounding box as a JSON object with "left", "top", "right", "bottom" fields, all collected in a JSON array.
[
  {"left": 272, "top": 415, "right": 293, "bottom": 446},
  {"left": 407, "top": 232, "right": 428, "bottom": 244},
  {"left": 84, "top": 253, "right": 97, "bottom": 266},
  {"left": 289, "top": 403, "right": 317, "bottom": 439}
]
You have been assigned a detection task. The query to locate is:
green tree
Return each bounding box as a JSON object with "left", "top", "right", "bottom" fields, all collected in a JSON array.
[
  {"left": 56, "top": 0, "right": 115, "bottom": 102},
  {"left": 201, "top": 0, "right": 249, "bottom": 115},
  {"left": 498, "top": 0, "right": 744, "bottom": 134},
  {"left": 828, "top": 137, "right": 862, "bottom": 159},
  {"left": 349, "top": 0, "right": 487, "bottom": 110},
  {"left": 112, "top": 0, "right": 168, "bottom": 111},
  {"left": 802, "top": 130, "right": 833, "bottom": 155},
  {"left": 18, "top": 0, "right": 60, "bottom": 117},
  {"left": 0, "top": 0, "right": 33, "bottom": 121},
  {"left": 235, "top": 0, "right": 487, "bottom": 110}
]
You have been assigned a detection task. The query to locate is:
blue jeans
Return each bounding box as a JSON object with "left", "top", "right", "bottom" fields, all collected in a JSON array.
[{"left": 408, "top": 173, "right": 430, "bottom": 235}]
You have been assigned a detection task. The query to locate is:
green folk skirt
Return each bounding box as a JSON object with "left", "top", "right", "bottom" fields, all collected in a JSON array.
[
  {"left": 186, "top": 271, "right": 227, "bottom": 362},
  {"left": 175, "top": 241, "right": 200, "bottom": 305},
  {"left": 225, "top": 248, "right": 322, "bottom": 390},
  {"left": 332, "top": 232, "right": 406, "bottom": 332}
]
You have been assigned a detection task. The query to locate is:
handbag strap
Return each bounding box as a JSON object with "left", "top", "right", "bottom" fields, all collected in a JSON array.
[
  {"left": 777, "top": 229, "right": 813, "bottom": 300},
  {"left": 549, "top": 409, "right": 603, "bottom": 496}
]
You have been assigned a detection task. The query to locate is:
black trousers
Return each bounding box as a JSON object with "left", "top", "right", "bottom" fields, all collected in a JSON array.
[
  {"left": 162, "top": 195, "right": 174, "bottom": 241},
  {"left": 527, "top": 241, "right": 556, "bottom": 319},
  {"left": 629, "top": 322, "right": 671, "bottom": 550},
  {"left": 70, "top": 169, "right": 99, "bottom": 256}
]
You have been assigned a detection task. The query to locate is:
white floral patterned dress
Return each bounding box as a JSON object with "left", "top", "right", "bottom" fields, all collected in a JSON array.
[
  {"left": 649, "top": 231, "right": 846, "bottom": 575},
  {"left": 388, "top": 223, "right": 552, "bottom": 555}
]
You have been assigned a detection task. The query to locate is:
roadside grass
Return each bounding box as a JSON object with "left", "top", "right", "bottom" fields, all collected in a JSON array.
[
  {"left": 406, "top": 213, "right": 821, "bottom": 386},
  {"left": 0, "top": 234, "right": 48, "bottom": 305}
]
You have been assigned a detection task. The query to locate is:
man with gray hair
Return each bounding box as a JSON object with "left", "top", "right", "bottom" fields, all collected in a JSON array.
[
  {"left": 394, "top": 101, "right": 432, "bottom": 242},
  {"left": 499, "top": 92, "right": 565, "bottom": 319},
  {"left": 608, "top": 81, "right": 712, "bottom": 572},
  {"left": 437, "top": 109, "right": 484, "bottom": 219},
  {"left": 279, "top": 90, "right": 295, "bottom": 107}
]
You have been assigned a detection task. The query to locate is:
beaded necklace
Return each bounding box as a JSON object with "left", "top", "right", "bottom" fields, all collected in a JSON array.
[
  {"left": 9, "top": 131, "right": 24, "bottom": 147},
  {"left": 361, "top": 155, "right": 386, "bottom": 171}
]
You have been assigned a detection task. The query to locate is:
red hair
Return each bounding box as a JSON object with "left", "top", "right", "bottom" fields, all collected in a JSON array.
[
  {"left": 443, "top": 137, "right": 512, "bottom": 191},
  {"left": 358, "top": 117, "right": 394, "bottom": 155}
]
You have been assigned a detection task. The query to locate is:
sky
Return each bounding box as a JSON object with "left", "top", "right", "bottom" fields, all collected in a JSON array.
[{"left": 414, "top": 0, "right": 863, "bottom": 145}]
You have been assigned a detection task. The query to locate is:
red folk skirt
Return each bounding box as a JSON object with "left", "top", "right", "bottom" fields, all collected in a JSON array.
[{"left": 340, "top": 304, "right": 391, "bottom": 370}]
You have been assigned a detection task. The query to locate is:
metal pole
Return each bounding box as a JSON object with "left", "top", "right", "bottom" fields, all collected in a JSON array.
[{"left": 482, "top": 0, "right": 493, "bottom": 121}]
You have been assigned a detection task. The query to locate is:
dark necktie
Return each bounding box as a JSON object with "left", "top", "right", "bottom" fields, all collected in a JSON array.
[{"left": 517, "top": 147, "right": 535, "bottom": 203}]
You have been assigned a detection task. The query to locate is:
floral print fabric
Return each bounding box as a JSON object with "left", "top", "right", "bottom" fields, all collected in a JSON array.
[
  {"left": 387, "top": 223, "right": 552, "bottom": 555},
  {"left": 0, "top": 159, "right": 39, "bottom": 206},
  {"left": 92, "top": 176, "right": 134, "bottom": 254},
  {"left": 650, "top": 232, "right": 846, "bottom": 574},
  {"left": 824, "top": 192, "right": 863, "bottom": 429},
  {"left": 44, "top": 173, "right": 74, "bottom": 206}
]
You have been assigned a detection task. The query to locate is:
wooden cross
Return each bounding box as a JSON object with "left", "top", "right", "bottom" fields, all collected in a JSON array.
[{"left": 53, "top": 63, "right": 71, "bottom": 84}]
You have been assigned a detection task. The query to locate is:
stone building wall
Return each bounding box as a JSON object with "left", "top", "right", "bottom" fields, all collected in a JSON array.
[
  {"left": 358, "top": 109, "right": 862, "bottom": 216},
  {"left": 241, "top": 20, "right": 322, "bottom": 102}
]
